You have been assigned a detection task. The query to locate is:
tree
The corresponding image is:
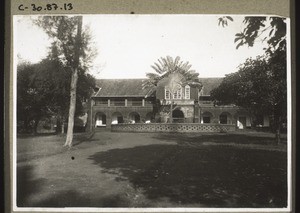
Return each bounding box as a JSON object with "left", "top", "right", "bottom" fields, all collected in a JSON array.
[
  {"left": 17, "top": 59, "right": 68, "bottom": 134},
  {"left": 17, "top": 62, "right": 48, "bottom": 133},
  {"left": 217, "top": 16, "right": 287, "bottom": 143},
  {"left": 35, "top": 16, "right": 96, "bottom": 147},
  {"left": 143, "top": 56, "right": 202, "bottom": 123},
  {"left": 211, "top": 51, "right": 286, "bottom": 144},
  {"left": 218, "top": 16, "right": 287, "bottom": 53},
  {"left": 17, "top": 58, "right": 96, "bottom": 134}
]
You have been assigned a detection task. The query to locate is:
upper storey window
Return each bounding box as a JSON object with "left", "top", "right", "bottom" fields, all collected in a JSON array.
[
  {"left": 165, "top": 89, "right": 170, "bottom": 99},
  {"left": 165, "top": 87, "right": 182, "bottom": 99},
  {"left": 173, "top": 88, "right": 182, "bottom": 99},
  {"left": 185, "top": 85, "right": 190, "bottom": 99}
]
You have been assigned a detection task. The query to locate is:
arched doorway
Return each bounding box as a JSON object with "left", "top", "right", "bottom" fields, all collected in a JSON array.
[
  {"left": 202, "top": 111, "right": 213, "bottom": 124},
  {"left": 95, "top": 112, "right": 106, "bottom": 127},
  {"left": 111, "top": 112, "right": 123, "bottom": 124},
  {"left": 172, "top": 109, "right": 184, "bottom": 123},
  {"left": 234, "top": 113, "right": 248, "bottom": 129},
  {"left": 219, "top": 112, "right": 232, "bottom": 124},
  {"left": 128, "top": 112, "right": 141, "bottom": 123}
]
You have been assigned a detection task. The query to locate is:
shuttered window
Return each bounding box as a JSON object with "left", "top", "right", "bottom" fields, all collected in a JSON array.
[
  {"left": 185, "top": 85, "right": 190, "bottom": 99},
  {"left": 165, "top": 88, "right": 170, "bottom": 99}
]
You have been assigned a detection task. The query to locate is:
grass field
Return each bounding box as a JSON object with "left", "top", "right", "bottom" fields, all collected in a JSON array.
[{"left": 16, "top": 131, "right": 288, "bottom": 208}]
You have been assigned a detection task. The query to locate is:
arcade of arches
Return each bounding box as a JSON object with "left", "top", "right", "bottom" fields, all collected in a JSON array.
[
  {"left": 92, "top": 109, "right": 269, "bottom": 130},
  {"left": 93, "top": 110, "right": 155, "bottom": 128}
]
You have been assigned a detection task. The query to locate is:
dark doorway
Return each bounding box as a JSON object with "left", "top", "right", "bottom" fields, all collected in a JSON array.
[
  {"left": 129, "top": 112, "right": 141, "bottom": 123},
  {"left": 172, "top": 109, "right": 184, "bottom": 123},
  {"left": 117, "top": 116, "right": 124, "bottom": 124},
  {"left": 134, "top": 114, "right": 140, "bottom": 123},
  {"left": 238, "top": 116, "right": 246, "bottom": 129},
  {"left": 219, "top": 114, "right": 227, "bottom": 124},
  {"left": 203, "top": 116, "right": 211, "bottom": 123},
  {"left": 95, "top": 113, "right": 106, "bottom": 127}
]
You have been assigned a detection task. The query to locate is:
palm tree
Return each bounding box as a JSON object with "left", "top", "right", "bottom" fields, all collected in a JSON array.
[{"left": 143, "top": 56, "right": 202, "bottom": 123}]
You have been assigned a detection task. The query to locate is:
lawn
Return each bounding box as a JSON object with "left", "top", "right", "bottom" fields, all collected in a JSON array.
[{"left": 16, "top": 131, "right": 288, "bottom": 208}]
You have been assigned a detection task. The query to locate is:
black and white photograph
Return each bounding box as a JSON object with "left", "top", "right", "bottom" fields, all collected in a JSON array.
[{"left": 13, "top": 14, "right": 291, "bottom": 211}]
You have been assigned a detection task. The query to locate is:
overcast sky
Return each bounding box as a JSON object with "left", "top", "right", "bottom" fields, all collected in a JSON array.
[{"left": 15, "top": 15, "right": 270, "bottom": 79}]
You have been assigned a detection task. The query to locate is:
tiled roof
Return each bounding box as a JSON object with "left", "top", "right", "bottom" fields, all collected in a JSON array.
[
  {"left": 199, "top": 78, "right": 223, "bottom": 96},
  {"left": 94, "top": 79, "right": 153, "bottom": 97},
  {"left": 94, "top": 78, "right": 223, "bottom": 97}
]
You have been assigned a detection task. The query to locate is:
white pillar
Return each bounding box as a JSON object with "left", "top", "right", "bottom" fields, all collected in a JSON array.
[
  {"left": 125, "top": 99, "right": 127, "bottom": 107},
  {"left": 108, "top": 99, "right": 110, "bottom": 107},
  {"left": 142, "top": 99, "right": 145, "bottom": 107}
]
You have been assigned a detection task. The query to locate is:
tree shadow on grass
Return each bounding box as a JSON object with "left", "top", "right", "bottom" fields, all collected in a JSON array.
[
  {"left": 31, "top": 190, "right": 132, "bottom": 207},
  {"left": 89, "top": 144, "right": 287, "bottom": 207},
  {"left": 17, "top": 132, "right": 57, "bottom": 139},
  {"left": 17, "top": 165, "right": 132, "bottom": 207},
  {"left": 17, "top": 165, "right": 46, "bottom": 207}
]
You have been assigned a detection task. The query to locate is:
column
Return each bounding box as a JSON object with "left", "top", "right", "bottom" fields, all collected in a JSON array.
[{"left": 106, "top": 116, "right": 112, "bottom": 128}]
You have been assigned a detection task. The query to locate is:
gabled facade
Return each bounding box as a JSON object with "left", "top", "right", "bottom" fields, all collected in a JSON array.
[
  {"left": 86, "top": 76, "right": 270, "bottom": 131},
  {"left": 155, "top": 72, "right": 201, "bottom": 123}
]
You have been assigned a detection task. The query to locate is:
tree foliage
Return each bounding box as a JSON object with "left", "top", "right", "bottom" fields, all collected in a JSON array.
[
  {"left": 218, "top": 16, "right": 233, "bottom": 27},
  {"left": 17, "top": 58, "right": 96, "bottom": 134},
  {"left": 211, "top": 50, "right": 287, "bottom": 131},
  {"left": 143, "top": 56, "right": 202, "bottom": 89},
  {"left": 217, "top": 16, "right": 287, "bottom": 143},
  {"left": 34, "top": 16, "right": 96, "bottom": 147},
  {"left": 34, "top": 16, "right": 96, "bottom": 70},
  {"left": 219, "top": 16, "right": 287, "bottom": 53},
  {"left": 17, "top": 62, "right": 49, "bottom": 133},
  {"left": 143, "top": 56, "right": 202, "bottom": 123}
]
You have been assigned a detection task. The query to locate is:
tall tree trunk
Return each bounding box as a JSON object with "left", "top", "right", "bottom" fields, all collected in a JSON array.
[
  {"left": 61, "top": 122, "right": 65, "bottom": 134},
  {"left": 64, "top": 16, "right": 82, "bottom": 148}
]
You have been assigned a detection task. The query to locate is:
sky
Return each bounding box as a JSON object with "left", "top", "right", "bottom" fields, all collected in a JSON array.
[{"left": 15, "top": 15, "right": 270, "bottom": 79}]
